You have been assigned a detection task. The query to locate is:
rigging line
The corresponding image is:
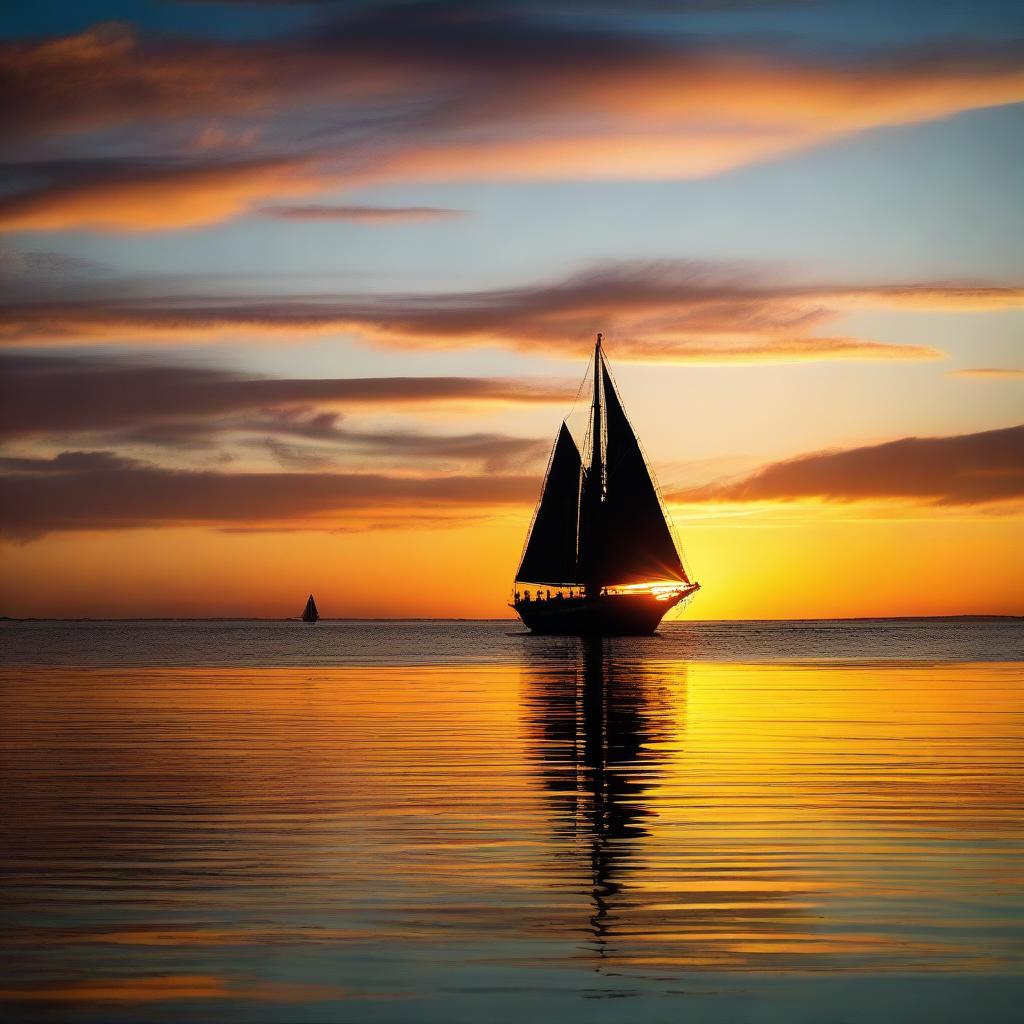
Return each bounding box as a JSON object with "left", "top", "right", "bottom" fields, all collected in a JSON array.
[
  {"left": 575, "top": 345, "right": 598, "bottom": 474},
  {"left": 568, "top": 346, "right": 593, "bottom": 418}
]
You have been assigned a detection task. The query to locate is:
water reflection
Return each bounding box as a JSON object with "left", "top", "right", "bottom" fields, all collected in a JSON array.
[
  {"left": 2, "top": 640, "right": 1023, "bottom": 1021},
  {"left": 520, "top": 646, "right": 1024, "bottom": 976},
  {"left": 521, "top": 639, "right": 683, "bottom": 964}
]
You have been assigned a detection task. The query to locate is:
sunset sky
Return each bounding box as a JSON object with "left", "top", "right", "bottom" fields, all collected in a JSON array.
[{"left": 1, "top": 0, "right": 1021, "bottom": 619}]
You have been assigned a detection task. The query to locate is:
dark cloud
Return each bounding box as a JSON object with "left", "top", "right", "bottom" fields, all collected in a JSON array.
[
  {"left": 246, "top": 409, "right": 549, "bottom": 471},
  {"left": 672, "top": 425, "right": 1024, "bottom": 506},
  {"left": 107, "top": 420, "right": 226, "bottom": 450},
  {"left": 0, "top": 244, "right": 106, "bottom": 283},
  {"left": 217, "top": 511, "right": 491, "bottom": 534},
  {"left": 0, "top": 450, "right": 138, "bottom": 473},
  {"left": 0, "top": 353, "right": 572, "bottom": 438},
  {"left": 260, "top": 204, "right": 465, "bottom": 221},
  {"left": 117, "top": 406, "right": 552, "bottom": 471},
  {"left": 0, "top": 450, "right": 536, "bottom": 539}
]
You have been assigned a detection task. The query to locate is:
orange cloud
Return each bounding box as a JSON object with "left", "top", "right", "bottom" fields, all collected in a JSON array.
[
  {"left": 0, "top": 158, "right": 324, "bottom": 232},
  {"left": 2, "top": 14, "right": 1023, "bottom": 231},
  {"left": 815, "top": 285, "right": 1024, "bottom": 313},
  {"left": 19, "top": 19, "right": 1024, "bottom": 142},
  {"left": 6, "top": 423, "right": 1021, "bottom": 542},
  {"left": 367, "top": 128, "right": 820, "bottom": 185},
  {"left": 7, "top": 261, "right": 1018, "bottom": 363},
  {"left": 948, "top": 367, "right": 1024, "bottom": 379},
  {"left": 6, "top": 18, "right": 1017, "bottom": 147}
]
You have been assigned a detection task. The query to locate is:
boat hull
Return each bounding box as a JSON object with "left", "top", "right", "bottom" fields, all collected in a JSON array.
[{"left": 513, "top": 588, "right": 694, "bottom": 636}]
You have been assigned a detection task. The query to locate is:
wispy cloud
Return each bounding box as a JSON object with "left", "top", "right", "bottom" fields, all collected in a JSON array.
[
  {"left": 671, "top": 425, "right": 1024, "bottom": 506},
  {"left": 0, "top": 451, "right": 536, "bottom": 540},
  {"left": 0, "top": 157, "right": 323, "bottom": 232},
  {"left": 7, "top": 261, "right": 1021, "bottom": 362},
  {"left": 260, "top": 204, "right": 465, "bottom": 222},
  {"left": 2, "top": 11, "right": 1022, "bottom": 230},
  {"left": 244, "top": 409, "right": 548, "bottom": 472},
  {"left": 947, "top": 367, "right": 1024, "bottom": 379},
  {"left": 6, "top": 260, "right": 1015, "bottom": 360},
  {"left": 0, "top": 353, "right": 572, "bottom": 438}
]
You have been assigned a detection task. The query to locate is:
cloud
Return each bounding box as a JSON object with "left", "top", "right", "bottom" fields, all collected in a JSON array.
[
  {"left": 0, "top": 450, "right": 136, "bottom": 473},
  {"left": 99, "top": 415, "right": 548, "bottom": 471},
  {"left": 0, "top": 353, "right": 557, "bottom": 480},
  {"left": 2, "top": 12, "right": 1023, "bottom": 230},
  {"left": 0, "top": 157, "right": 324, "bottom": 232},
  {"left": 0, "top": 353, "right": 572, "bottom": 438},
  {"left": 0, "top": 244, "right": 105, "bottom": 281},
  {"left": 260, "top": 204, "right": 465, "bottom": 222},
  {"left": 0, "top": 22, "right": 334, "bottom": 141},
  {"left": 948, "top": 367, "right": 1024, "bottom": 379},
  {"left": 245, "top": 409, "right": 548, "bottom": 471},
  {"left": 6, "top": 260, "right": 1017, "bottom": 362},
  {"left": 672, "top": 425, "right": 1024, "bottom": 506},
  {"left": 0, "top": 450, "right": 537, "bottom": 539}
]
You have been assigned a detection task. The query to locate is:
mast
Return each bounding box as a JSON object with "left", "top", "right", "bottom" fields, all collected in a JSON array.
[
  {"left": 581, "top": 333, "right": 604, "bottom": 598},
  {"left": 590, "top": 333, "right": 603, "bottom": 491},
  {"left": 515, "top": 333, "right": 693, "bottom": 603}
]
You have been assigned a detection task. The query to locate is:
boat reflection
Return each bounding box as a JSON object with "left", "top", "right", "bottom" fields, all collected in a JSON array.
[
  {"left": 519, "top": 641, "right": 864, "bottom": 975},
  {"left": 520, "top": 639, "right": 681, "bottom": 962}
]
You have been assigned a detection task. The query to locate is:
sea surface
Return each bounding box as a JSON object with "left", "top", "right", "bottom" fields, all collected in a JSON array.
[{"left": 2, "top": 619, "right": 1023, "bottom": 1023}]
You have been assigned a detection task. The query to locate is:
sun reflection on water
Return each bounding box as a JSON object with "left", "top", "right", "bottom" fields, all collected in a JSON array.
[{"left": 2, "top": 637, "right": 1022, "bottom": 1020}]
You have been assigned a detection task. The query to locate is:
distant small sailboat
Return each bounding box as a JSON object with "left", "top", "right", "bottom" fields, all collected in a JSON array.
[
  {"left": 512, "top": 334, "right": 700, "bottom": 635},
  {"left": 301, "top": 595, "right": 319, "bottom": 623}
]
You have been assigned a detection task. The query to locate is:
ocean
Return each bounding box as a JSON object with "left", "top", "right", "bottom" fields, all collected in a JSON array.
[{"left": 2, "top": 619, "right": 1022, "bottom": 1022}]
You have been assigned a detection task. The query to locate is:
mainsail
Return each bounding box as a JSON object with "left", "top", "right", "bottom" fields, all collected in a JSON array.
[
  {"left": 516, "top": 337, "right": 689, "bottom": 593},
  {"left": 302, "top": 594, "right": 319, "bottom": 622},
  {"left": 594, "top": 362, "right": 688, "bottom": 586}
]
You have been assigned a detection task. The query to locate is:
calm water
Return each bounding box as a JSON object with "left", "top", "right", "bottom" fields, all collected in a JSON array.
[{"left": 2, "top": 620, "right": 1023, "bottom": 1022}]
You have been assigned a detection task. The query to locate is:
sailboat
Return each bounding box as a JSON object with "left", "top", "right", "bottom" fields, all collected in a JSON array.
[
  {"left": 301, "top": 594, "right": 319, "bottom": 623},
  {"left": 512, "top": 335, "right": 699, "bottom": 635}
]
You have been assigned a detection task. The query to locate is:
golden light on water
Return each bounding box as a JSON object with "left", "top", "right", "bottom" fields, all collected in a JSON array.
[{"left": 4, "top": 644, "right": 1021, "bottom": 1016}]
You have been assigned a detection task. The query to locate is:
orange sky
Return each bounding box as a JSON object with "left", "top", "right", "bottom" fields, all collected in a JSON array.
[
  {"left": 3, "top": 501, "right": 1020, "bottom": 619},
  {"left": 0, "top": 2, "right": 1021, "bottom": 619}
]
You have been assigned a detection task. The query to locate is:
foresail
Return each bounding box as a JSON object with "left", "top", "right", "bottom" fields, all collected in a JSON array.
[
  {"left": 597, "top": 363, "right": 688, "bottom": 586},
  {"left": 516, "top": 422, "right": 582, "bottom": 585}
]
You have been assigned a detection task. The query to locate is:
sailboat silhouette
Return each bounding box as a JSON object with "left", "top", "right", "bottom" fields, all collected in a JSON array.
[
  {"left": 513, "top": 334, "right": 699, "bottom": 635},
  {"left": 301, "top": 595, "right": 319, "bottom": 623}
]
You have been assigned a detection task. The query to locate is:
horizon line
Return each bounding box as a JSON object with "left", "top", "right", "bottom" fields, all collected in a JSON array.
[{"left": 2, "top": 614, "right": 1021, "bottom": 624}]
